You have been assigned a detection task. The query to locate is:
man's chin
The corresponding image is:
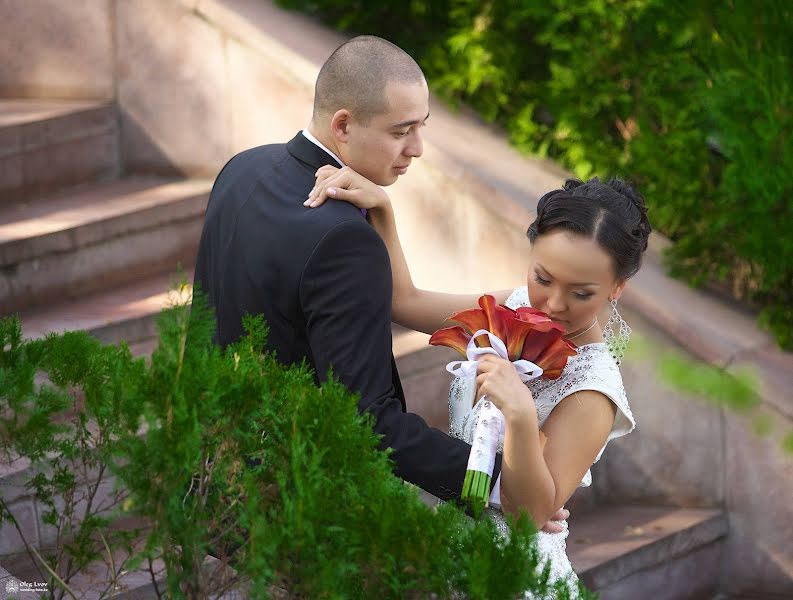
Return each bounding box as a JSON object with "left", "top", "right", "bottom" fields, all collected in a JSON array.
[{"left": 379, "top": 173, "right": 400, "bottom": 187}]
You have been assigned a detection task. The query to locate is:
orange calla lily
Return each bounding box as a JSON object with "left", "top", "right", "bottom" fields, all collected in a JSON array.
[
  {"left": 520, "top": 328, "right": 562, "bottom": 361},
  {"left": 501, "top": 318, "right": 538, "bottom": 360},
  {"left": 515, "top": 307, "right": 559, "bottom": 331},
  {"left": 428, "top": 326, "right": 471, "bottom": 357},
  {"left": 447, "top": 307, "right": 490, "bottom": 347},
  {"left": 479, "top": 294, "right": 513, "bottom": 342},
  {"left": 430, "top": 294, "right": 578, "bottom": 380},
  {"left": 534, "top": 336, "right": 578, "bottom": 379}
]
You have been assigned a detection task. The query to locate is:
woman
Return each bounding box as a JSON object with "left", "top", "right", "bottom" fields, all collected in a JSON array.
[{"left": 306, "top": 169, "right": 651, "bottom": 597}]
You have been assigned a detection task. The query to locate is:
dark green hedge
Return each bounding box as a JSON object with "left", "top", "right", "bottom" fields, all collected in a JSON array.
[
  {"left": 278, "top": 0, "right": 793, "bottom": 349},
  {"left": 0, "top": 294, "right": 591, "bottom": 599}
]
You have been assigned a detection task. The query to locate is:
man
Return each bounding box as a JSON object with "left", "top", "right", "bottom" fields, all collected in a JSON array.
[
  {"left": 194, "top": 35, "right": 484, "bottom": 501},
  {"left": 195, "top": 35, "right": 570, "bottom": 528},
  {"left": 196, "top": 38, "right": 568, "bottom": 533}
]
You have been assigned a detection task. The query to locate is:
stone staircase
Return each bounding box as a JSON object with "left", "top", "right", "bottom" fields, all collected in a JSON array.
[
  {"left": 0, "top": 99, "right": 212, "bottom": 339},
  {"left": 0, "top": 98, "right": 729, "bottom": 598},
  {"left": 0, "top": 97, "right": 211, "bottom": 594}
]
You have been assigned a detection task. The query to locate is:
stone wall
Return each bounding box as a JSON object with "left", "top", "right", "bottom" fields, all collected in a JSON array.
[
  {"left": 595, "top": 306, "right": 793, "bottom": 596},
  {"left": 0, "top": 0, "right": 114, "bottom": 99}
]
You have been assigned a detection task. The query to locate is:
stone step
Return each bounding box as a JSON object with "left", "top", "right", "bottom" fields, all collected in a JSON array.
[
  {"left": 18, "top": 267, "right": 191, "bottom": 346},
  {"left": 570, "top": 505, "right": 727, "bottom": 599},
  {"left": 0, "top": 457, "right": 40, "bottom": 558},
  {"left": 392, "top": 325, "right": 458, "bottom": 432},
  {"left": 0, "top": 542, "right": 242, "bottom": 600},
  {"left": 0, "top": 176, "right": 211, "bottom": 314},
  {"left": 0, "top": 519, "right": 167, "bottom": 600},
  {"left": 0, "top": 563, "right": 17, "bottom": 599},
  {"left": 0, "top": 452, "right": 123, "bottom": 560},
  {"left": 17, "top": 272, "right": 452, "bottom": 376},
  {"left": 0, "top": 99, "right": 119, "bottom": 204}
]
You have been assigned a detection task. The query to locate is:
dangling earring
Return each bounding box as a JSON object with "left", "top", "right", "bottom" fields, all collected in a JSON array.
[{"left": 603, "top": 298, "right": 631, "bottom": 365}]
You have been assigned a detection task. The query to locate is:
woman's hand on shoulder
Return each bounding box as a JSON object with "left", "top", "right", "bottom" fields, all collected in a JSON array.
[{"left": 304, "top": 165, "right": 390, "bottom": 211}]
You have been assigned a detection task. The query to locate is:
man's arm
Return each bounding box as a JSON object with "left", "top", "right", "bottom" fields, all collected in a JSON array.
[{"left": 299, "top": 219, "right": 501, "bottom": 500}]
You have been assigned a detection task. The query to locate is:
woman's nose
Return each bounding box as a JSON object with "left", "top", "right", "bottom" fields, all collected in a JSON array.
[{"left": 546, "top": 291, "right": 566, "bottom": 313}]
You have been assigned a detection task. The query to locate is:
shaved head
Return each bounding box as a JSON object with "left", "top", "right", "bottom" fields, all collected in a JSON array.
[{"left": 313, "top": 36, "right": 425, "bottom": 124}]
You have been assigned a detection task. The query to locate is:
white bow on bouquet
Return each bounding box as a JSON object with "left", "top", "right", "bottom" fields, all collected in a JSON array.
[{"left": 446, "top": 330, "right": 544, "bottom": 516}]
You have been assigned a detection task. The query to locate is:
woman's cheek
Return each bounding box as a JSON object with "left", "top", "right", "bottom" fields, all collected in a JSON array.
[{"left": 526, "top": 283, "right": 545, "bottom": 310}]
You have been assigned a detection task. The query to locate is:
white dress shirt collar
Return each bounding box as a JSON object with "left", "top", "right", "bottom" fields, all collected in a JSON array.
[{"left": 302, "top": 129, "right": 345, "bottom": 167}]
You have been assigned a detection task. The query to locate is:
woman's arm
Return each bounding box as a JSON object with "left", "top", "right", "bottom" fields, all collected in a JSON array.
[
  {"left": 367, "top": 204, "right": 511, "bottom": 333},
  {"left": 476, "top": 355, "right": 617, "bottom": 525},
  {"left": 307, "top": 166, "right": 511, "bottom": 334}
]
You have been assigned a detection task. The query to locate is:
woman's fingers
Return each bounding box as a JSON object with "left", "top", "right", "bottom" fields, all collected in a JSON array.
[
  {"left": 306, "top": 165, "right": 392, "bottom": 211},
  {"left": 306, "top": 171, "right": 351, "bottom": 207},
  {"left": 316, "top": 165, "right": 338, "bottom": 178},
  {"left": 474, "top": 354, "right": 535, "bottom": 423},
  {"left": 305, "top": 166, "right": 342, "bottom": 206}
]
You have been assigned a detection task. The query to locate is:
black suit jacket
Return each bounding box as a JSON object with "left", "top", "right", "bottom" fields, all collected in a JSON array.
[{"left": 194, "top": 132, "right": 501, "bottom": 500}]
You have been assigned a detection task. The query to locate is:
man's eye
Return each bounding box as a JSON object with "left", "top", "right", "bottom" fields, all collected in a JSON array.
[{"left": 394, "top": 131, "right": 409, "bottom": 137}]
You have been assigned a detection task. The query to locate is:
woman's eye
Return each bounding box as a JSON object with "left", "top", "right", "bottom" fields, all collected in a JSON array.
[
  {"left": 574, "top": 292, "right": 593, "bottom": 300},
  {"left": 534, "top": 275, "right": 550, "bottom": 286}
]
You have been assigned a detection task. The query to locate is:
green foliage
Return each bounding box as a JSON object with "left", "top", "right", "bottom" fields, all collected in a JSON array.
[
  {"left": 628, "top": 334, "right": 793, "bottom": 458},
  {"left": 783, "top": 432, "right": 793, "bottom": 456},
  {"left": 0, "top": 316, "right": 140, "bottom": 597},
  {"left": 0, "top": 293, "right": 593, "bottom": 599},
  {"left": 277, "top": 0, "right": 793, "bottom": 348},
  {"left": 657, "top": 355, "right": 759, "bottom": 413}
]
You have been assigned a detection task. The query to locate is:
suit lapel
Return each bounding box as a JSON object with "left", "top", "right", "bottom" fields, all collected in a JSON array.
[{"left": 287, "top": 131, "right": 343, "bottom": 171}]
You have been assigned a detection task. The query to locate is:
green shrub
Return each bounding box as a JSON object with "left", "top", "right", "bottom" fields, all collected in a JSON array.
[
  {"left": 277, "top": 0, "right": 793, "bottom": 348},
  {"left": 0, "top": 292, "right": 591, "bottom": 599}
]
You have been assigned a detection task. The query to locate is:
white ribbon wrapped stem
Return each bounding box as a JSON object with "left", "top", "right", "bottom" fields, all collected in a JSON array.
[{"left": 446, "top": 330, "right": 544, "bottom": 477}]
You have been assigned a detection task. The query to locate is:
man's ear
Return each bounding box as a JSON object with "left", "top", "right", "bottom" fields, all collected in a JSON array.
[{"left": 330, "top": 109, "right": 352, "bottom": 142}]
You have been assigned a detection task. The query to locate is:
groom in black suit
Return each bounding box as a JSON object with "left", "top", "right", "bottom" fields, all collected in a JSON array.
[{"left": 194, "top": 36, "right": 498, "bottom": 501}]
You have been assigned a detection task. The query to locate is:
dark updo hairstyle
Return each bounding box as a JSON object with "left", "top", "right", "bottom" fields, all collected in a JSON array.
[{"left": 527, "top": 177, "right": 652, "bottom": 281}]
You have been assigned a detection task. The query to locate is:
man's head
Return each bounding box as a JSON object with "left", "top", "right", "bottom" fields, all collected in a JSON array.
[{"left": 310, "top": 36, "right": 429, "bottom": 186}]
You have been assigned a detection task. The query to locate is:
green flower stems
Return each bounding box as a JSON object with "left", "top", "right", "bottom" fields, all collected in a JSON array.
[{"left": 461, "top": 469, "right": 491, "bottom": 518}]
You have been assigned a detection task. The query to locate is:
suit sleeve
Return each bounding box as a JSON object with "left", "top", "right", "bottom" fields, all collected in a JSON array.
[{"left": 299, "top": 219, "right": 501, "bottom": 500}]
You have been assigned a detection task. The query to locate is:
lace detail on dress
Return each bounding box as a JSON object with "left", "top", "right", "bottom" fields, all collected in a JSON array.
[
  {"left": 505, "top": 285, "right": 530, "bottom": 310},
  {"left": 485, "top": 507, "right": 579, "bottom": 600}
]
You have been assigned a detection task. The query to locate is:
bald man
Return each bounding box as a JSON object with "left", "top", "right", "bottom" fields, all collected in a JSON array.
[{"left": 194, "top": 36, "right": 500, "bottom": 501}]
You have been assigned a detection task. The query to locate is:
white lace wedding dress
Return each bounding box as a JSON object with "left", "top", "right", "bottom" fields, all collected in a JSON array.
[{"left": 448, "top": 287, "right": 636, "bottom": 598}]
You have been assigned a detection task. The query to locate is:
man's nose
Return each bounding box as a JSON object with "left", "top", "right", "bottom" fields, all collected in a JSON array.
[{"left": 406, "top": 130, "right": 424, "bottom": 158}]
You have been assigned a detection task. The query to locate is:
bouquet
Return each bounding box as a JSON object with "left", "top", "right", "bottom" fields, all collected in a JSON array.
[{"left": 430, "top": 295, "right": 577, "bottom": 516}]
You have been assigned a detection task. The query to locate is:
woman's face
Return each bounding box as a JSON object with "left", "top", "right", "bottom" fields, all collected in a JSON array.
[{"left": 527, "top": 230, "right": 625, "bottom": 337}]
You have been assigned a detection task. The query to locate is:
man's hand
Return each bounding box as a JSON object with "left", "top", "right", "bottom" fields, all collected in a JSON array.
[
  {"left": 541, "top": 507, "right": 570, "bottom": 534},
  {"left": 304, "top": 165, "right": 390, "bottom": 210}
]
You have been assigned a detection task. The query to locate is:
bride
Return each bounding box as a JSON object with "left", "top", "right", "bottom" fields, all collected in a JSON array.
[{"left": 306, "top": 170, "right": 652, "bottom": 597}]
